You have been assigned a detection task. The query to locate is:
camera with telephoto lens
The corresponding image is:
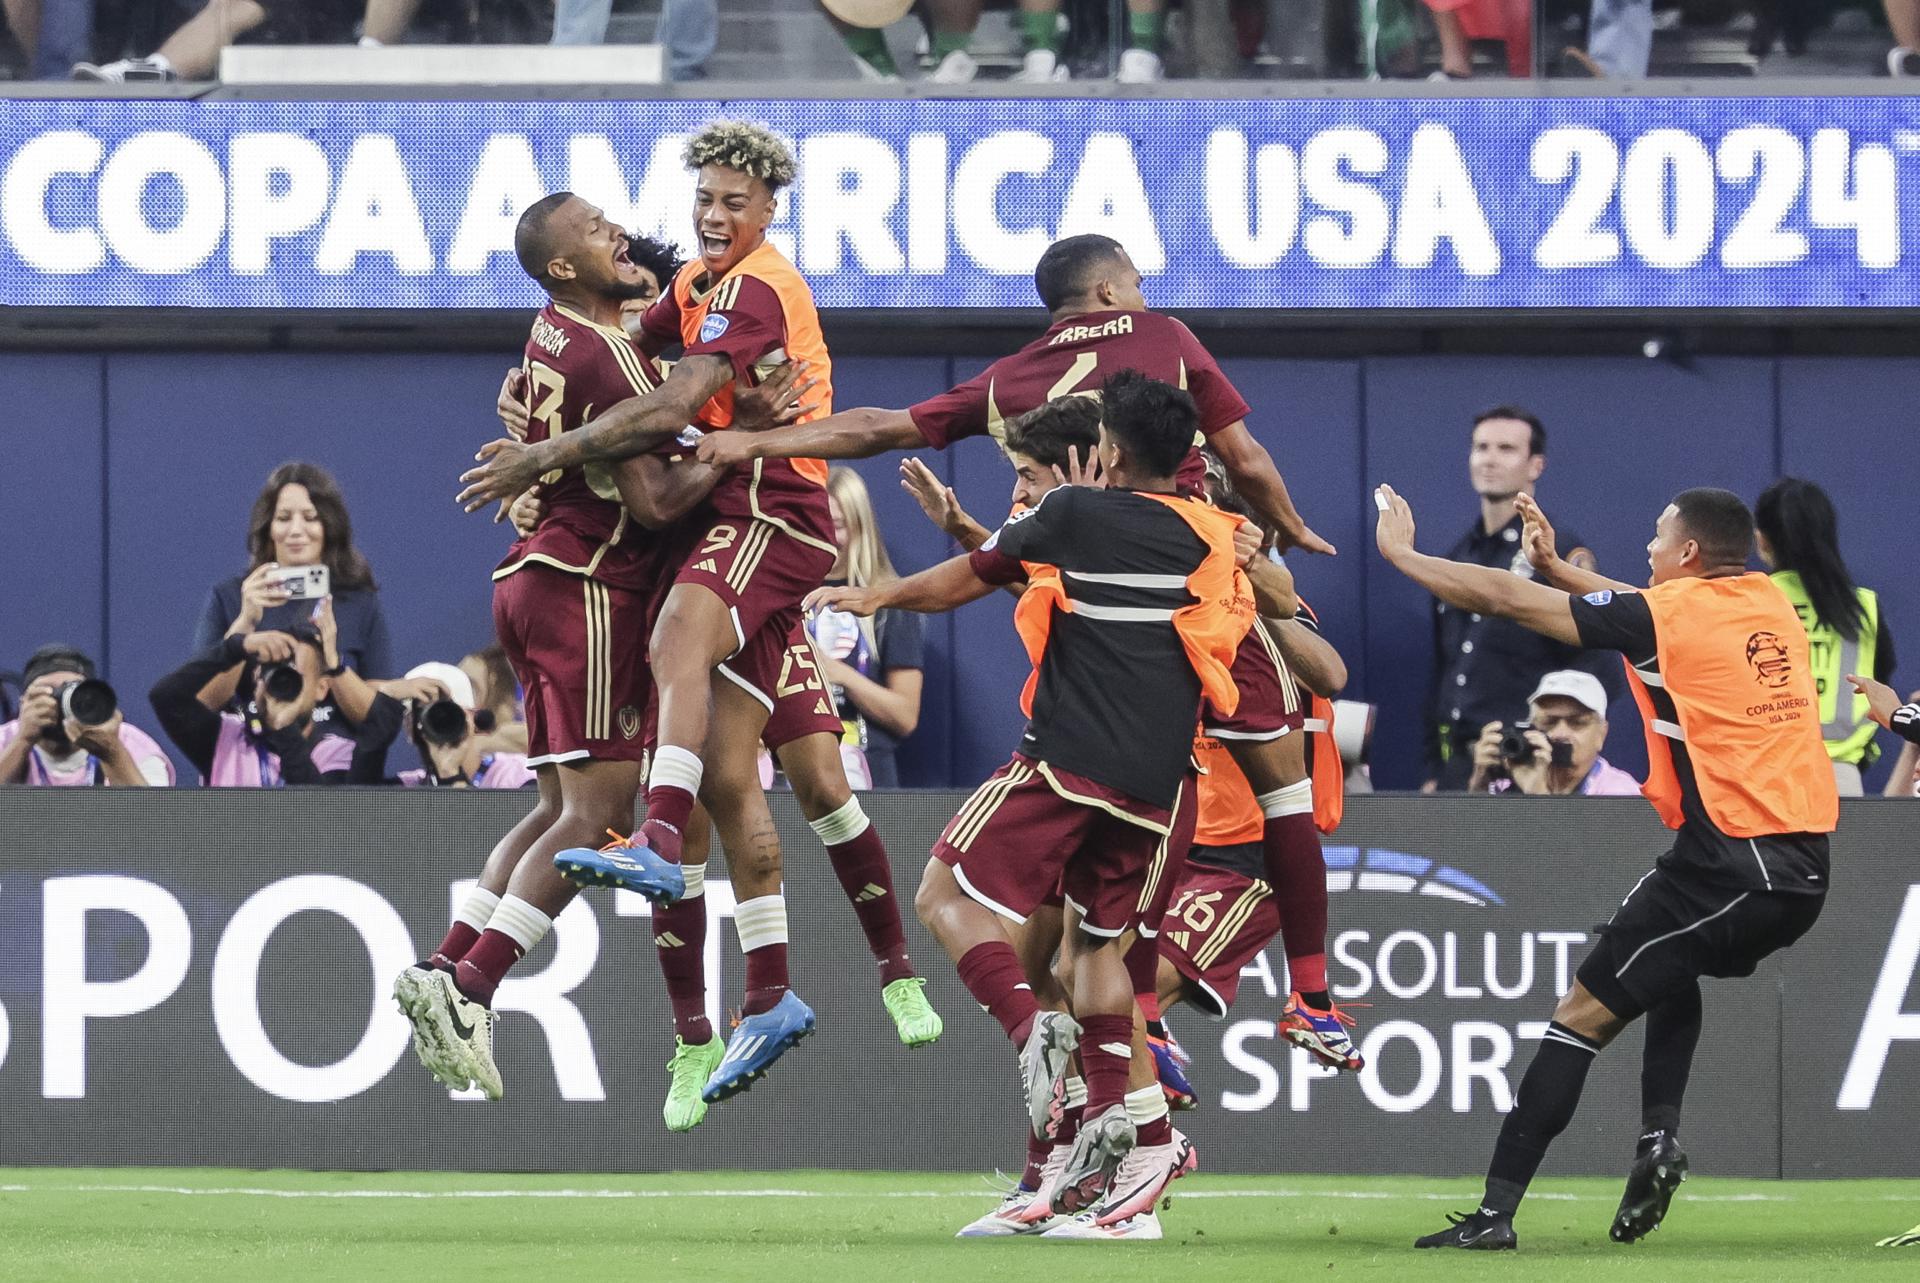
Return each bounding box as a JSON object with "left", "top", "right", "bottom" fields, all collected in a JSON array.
[
  {"left": 416, "top": 698, "right": 470, "bottom": 748},
  {"left": 53, "top": 678, "right": 117, "bottom": 727},
  {"left": 260, "top": 663, "right": 304, "bottom": 704},
  {"left": 1500, "top": 721, "right": 1575, "bottom": 769}
]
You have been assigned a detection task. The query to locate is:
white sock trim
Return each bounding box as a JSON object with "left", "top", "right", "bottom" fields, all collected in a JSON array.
[
  {"left": 1257, "top": 778, "right": 1314, "bottom": 819},
  {"left": 649, "top": 745, "right": 704, "bottom": 797},
  {"left": 680, "top": 861, "right": 707, "bottom": 899},
  {"left": 1125, "top": 1082, "right": 1170, "bottom": 1127},
  {"left": 487, "top": 894, "right": 554, "bottom": 954},
  {"left": 808, "top": 796, "right": 871, "bottom": 847},
  {"left": 453, "top": 887, "right": 500, "bottom": 933},
  {"left": 734, "top": 894, "right": 789, "bottom": 953},
  {"left": 1063, "top": 1075, "right": 1088, "bottom": 1108}
]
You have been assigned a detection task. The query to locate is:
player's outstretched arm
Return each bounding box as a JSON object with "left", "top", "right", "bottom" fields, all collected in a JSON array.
[
  {"left": 1374, "top": 483, "right": 1582, "bottom": 646},
  {"left": 1268, "top": 617, "right": 1348, "bottom": 698},
  {"left": 1516, "top": 494, "right": 1637, "bottom": 596},
  {"left": 1245, "top": 552, "right": 1298, "bottom": 621},
  {"left": 697, "top": 407, "right": 924, "bottom": 469},
  {"left": 1210, "top": 420, "right": 1336, "bottom": 556},
  {"left": 456, "top": 356, "right": 732, "bottom": 512},
  {"left": 805, "top": 554, "right": 998, "bottom": 619}
]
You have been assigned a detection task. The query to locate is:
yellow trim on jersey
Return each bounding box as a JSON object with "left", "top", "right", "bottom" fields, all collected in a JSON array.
[
  {"left": 584, "top": 579, "right": 612, "bottom": 740},
  {"left": 1193, "top": 881, "right": 1273, "bottom": 970},
  {"left": 594, "top": 329, "right": 658, "bottom": 399},
  {"left": 748, "top": 459, "right": 839, "bottom": 554},
  {"left": 1034, "top": 761, "right": 1172, "bottom": 836},
  {"left": 1253, "top": 619, "right": 1302, "bottom": 716},
  {"left": 725, "top": 521, "right": 776, "bottom": 593},
  {"left": 946, "top": 760, "right": 1036, "bottom": 853},
  {"left": 490, "top": 510, "right": 629, "bottom": 583},
  {"left": 1133, "top": 776, "right": 1188, "bottom": 915}
]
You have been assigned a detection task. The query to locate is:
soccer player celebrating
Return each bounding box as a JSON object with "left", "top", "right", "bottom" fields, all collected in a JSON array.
[
  {"left": 1376, "top": 485, "right": 1838, "bottom": 1251},
  {"left": 810, "top": 373, "right": 1256, "bottom": 1230},
  {"left": 396, "top": 192, "right": 728, "bottom": 1099},
  {"left": 702, "top": 231, "right": 1359, "bottom": 1064},
  {"left": 457, "top": 121, "right": 914, "bottom": 1103}
]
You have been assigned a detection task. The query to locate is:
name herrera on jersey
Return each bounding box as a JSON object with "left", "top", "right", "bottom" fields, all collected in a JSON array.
[
  {"left": 1048, "top": 314, "right": 1135, "bottom": 346},
  {"left": 530, "top": 316, "right": 571, "bottom": 358}
]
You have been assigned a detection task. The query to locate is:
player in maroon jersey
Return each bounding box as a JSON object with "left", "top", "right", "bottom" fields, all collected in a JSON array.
[
  {"left": 396, "top": 192, "right": 732, "bottom": 1100},
  {"left": 698, "top": 232, "right": 1353, "bottom": 1046}
]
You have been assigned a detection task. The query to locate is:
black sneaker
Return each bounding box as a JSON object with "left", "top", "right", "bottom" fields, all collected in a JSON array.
[
  {"left": 1612, "top": 1132, "right": 1689, "bottom": 1243},
  {"left": 1414, "top": 1207, "right": 1517, "bottom": 1250}
]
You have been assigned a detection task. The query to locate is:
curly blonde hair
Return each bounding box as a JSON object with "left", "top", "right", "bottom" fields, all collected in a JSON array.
[{"left": 683, "top": 120, "right": 798, "bottom": 191}]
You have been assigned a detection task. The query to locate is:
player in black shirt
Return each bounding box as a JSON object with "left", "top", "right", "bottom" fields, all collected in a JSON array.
[{"left": 807, "top": 373, "right": 1257, "bottom": 1227}]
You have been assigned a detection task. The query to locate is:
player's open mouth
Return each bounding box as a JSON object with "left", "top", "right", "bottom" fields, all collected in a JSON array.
[
  {"left": 612, "top": 240, "right": 632, "bottom": 266},
  {"left": 702, "top": 234, "right": 730, "bottom": 257}
]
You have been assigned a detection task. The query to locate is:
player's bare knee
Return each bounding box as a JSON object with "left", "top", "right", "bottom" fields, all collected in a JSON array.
[{"left": 1551, "top": 981, "right": 1627, "bottom": 1047}]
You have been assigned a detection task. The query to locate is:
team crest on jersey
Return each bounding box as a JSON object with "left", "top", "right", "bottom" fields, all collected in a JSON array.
[
  {"left": 700, "top": 313, "right": 731, "bottom": 343},
  {"left": 618, "top": 706, "right": 641, "bottom": 740}
]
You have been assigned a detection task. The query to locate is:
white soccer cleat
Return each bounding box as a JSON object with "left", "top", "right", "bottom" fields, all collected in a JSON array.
[
  {"left": 1043, "top": 1209, "right": 1164, "bottom": 1240},
  {"left": 1013, "top": 48, "right": 1070, "bottom": 82},
  {"left": 1115, "top": 48, "right": 1163, "bottom": 83},
  {"left": 1019, "top": 1011, "right": 1081, "bottom": 1138},
  {"left": 391, "top": 964, "right": 469, "bottom": 1091},
  {"left": 1091, "top": 1129, "right": 1197, "bottom": 1226},
  {"left": 435, "top": 969, "right": 504, "bottom": 1100},
  {"left": 956, "top": 1187, "right": 1046, "bottom": 1237},
  {"left": 1050, "top": 1104, "right": 1137, "bottom": 1216},
  {"left": 1001, "top": 1144, "right": 1072, "bottom": 1234}
]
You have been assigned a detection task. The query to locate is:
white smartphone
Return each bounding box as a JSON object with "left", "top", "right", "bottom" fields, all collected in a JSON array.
[{"left": 270, "top": 565, "right": 330, "bottom": 600}]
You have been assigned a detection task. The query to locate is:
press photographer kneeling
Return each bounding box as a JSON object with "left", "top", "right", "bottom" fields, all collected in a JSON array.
[
  {"left": 0, "top": 644, "right": 174, "bottom": 786},
  {"left": 336, "top": 662, "right": 533, "bottom": 790},
  {"left": 149, "top": 605, "right": 395, "bottom": 786},
  {"left": 1467, "top": 670, "right": 1641, "bottom": 797}
]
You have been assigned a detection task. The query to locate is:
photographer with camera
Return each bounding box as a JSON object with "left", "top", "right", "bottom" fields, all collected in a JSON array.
[
  {"left": 1467, "top": 670, "right": 1641, "bottom": 796},
  {"left": 149, "top": 606, "right": 396, "bottom": 786},
  {"left": 374, "top": 662, "right": 534, "bottom": 789},
  {"left": 0, "top": 644, "right": 175, "bottom": 787}
]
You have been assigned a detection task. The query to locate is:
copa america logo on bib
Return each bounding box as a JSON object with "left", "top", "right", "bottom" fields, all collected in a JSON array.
[
  {"left": 1583, "top": 590, "right": 1614, "bottom": 605},
  {"left": 700, "top": 313, "right": 731, "bottom": 343}
]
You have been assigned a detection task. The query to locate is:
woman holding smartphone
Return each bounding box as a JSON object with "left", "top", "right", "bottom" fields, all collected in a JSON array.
[{"left": 192, "top": 462, "right": 391, "bottom": 699}]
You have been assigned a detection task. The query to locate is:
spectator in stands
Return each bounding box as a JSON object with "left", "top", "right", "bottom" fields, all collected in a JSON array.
[
  {"left": 343, "top": 660, "right": 533, "bottom": 789},
  {"left": 1425, "top": 406, "right": 1617, "bottom": 791},
  {"left": 3, "top": 0, "right": 89, "bottom": 79},
  {"left": 552, "top": 0, "right": 716, "bottom": 80},
  {"left": 1466, "top": 670, "right": 1639, "bottom": 796},
  {"left": 71, "top": 0, "right": 393, "bottom": 81},
  {"left": 1756, "top": 476, "right": 1895, "bottom": 797},
  {"left": 806, "top": 466, "right": 923, "bottom": 788},
  {"left": 149, "top": 606, "right": 396, "bottom": 785},
  {"left": 1015, "top": 0, "right": 1165, "bottom": 81},
  {"left": 1580, "top": 0, "right": 1654, "bottom": 78},
  {"left": 460, "top": 644, "right": 529, "bottom": 757},
  {"left": 0, "top": 643, "right": 175, "bottom": 786},
  {"left": 820, "top": 0, "right": 982, "bottom": 83},
  {"left": 190, "top": 461, "right": 389, "bottom": 713},
  {"left": 1889, "top": 0, "right": 1920, "bottom": 74},
  {"left": 1422, "top": 0, "right": 1530, "bottom": 78}
]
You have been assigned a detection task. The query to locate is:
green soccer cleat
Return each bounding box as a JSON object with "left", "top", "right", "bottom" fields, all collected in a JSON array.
[
  {"left": 882, "top": 976, "right": 944, "bottom": 1048},
  {"left": 663, "top": 1035, "right": 726, "bottom": 1132},
  {"left": 1877, "top": 1224, "right": 1920, "bottom": 1248}
]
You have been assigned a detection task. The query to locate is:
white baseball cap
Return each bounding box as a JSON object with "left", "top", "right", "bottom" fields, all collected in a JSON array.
[
  {"left": 1527, "top": 670, "right": 1608, "bottom": 717},
  {"left": 405, "top": 661, "right": 476, "bottom": 710}
]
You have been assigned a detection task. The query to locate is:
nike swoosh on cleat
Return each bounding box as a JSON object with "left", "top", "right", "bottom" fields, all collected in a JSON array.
[{"left": 449, "top": 1005, "right": 476, "bottom": 1040}]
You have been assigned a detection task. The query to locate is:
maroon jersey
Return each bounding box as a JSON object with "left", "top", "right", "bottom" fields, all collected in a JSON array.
[
  {"left": 494, "top": 302, "right": 663, "bottom": 593},
  {"left": 641, "top": 244, "right": 836, "bottom": 555},
  {"left": 908, "top": 310, "right": 1252, "bottom": 491}
]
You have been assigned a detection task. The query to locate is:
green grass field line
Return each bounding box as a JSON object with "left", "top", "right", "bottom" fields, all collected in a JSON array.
[{"left": 2, "top": 1169, "right": 1915, "bottom": 1282}]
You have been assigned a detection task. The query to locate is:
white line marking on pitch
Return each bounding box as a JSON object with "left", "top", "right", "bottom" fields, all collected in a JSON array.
[{"left": 0, "top": 1184, "right": 1849, "bottom": 1204}]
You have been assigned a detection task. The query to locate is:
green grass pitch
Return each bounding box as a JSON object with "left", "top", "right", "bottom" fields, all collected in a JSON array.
[{"left": 3, "top": 1168, "right": 1916, "bottom": 1281}]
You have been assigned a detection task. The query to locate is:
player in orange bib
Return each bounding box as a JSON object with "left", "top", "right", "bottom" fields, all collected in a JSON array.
[
  {"left": 457, "top": 121, "right": 883, "bottom": 1103},
  {"left": 1378, "top": 484, "right": 1837, "bottom": 1253}
]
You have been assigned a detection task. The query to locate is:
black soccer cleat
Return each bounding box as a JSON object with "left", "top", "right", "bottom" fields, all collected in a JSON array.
[
  {"left": 1414, "top": 1207, "right": 1517, "bottom": 1250},
  {"left": 1611, "top": 1132, "right": 1689, "bottom": 1243}
]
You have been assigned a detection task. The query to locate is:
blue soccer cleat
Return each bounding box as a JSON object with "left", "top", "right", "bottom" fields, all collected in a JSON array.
[
  {"left": 1148, "top": 1027, "right": 1197, "bottom": 1111},
  {"left": 554, "top": 830, "right": 684, "bottom": 905},
  {"left": 701, "top": 990, "right": 816, "bottom": 1103}
]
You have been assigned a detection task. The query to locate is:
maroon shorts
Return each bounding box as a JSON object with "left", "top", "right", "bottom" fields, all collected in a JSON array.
[
  {"left": 720, "top": 611, "right": 845, "bottom": 751},
  {"left": 672, "top": 514, "right": 837, "bottom": 657},
  {"left": 1158, "top": 852, "right": 1279, "bottom": 1017},
  {"left": 933, "top": 754, "right": 1174, "bottom": 938},
  {"left": 1134, "top": 770, "right": 1198, "bottom": 940},
  {"left": 1203, "top": 622, "right": 1304, "bottom": 741},
  {"left": 493, "top": 564, "right": 650, "bottom": 766}
]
